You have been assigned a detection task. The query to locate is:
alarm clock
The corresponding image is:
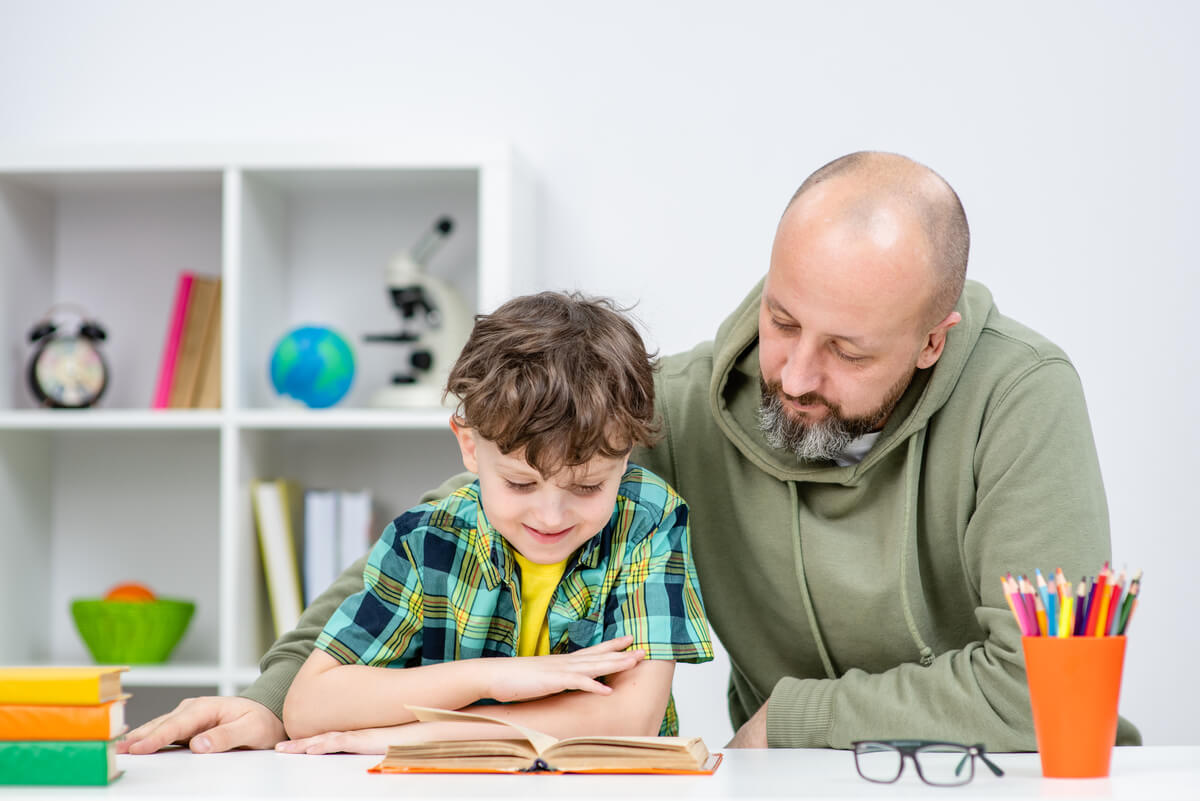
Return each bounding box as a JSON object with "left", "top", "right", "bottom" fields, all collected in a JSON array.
[{"left": 27, "top": 305, "right": 109, "bottom": 408}]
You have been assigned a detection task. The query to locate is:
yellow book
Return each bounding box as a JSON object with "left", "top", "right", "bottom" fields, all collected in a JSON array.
[
  {"left": 167, "top": 275, "right": 220, "bottom": 409},
  {"left": 0, "top": 667, "right": 127, "bottom": 706},
  {"left": 251, "top": 480, "right": 305, "bottom": 637}
]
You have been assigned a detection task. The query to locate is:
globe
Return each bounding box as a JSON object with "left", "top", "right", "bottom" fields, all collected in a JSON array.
[{"left": 269, "top": 326, "right": 355, "bottom": 408}]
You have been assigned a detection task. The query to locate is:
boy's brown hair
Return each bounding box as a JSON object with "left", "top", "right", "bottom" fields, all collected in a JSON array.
[{"left": 445, "top": 291, "right": 659, "bottom": 477}]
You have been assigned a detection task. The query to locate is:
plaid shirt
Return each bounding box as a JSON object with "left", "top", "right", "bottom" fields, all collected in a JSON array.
[{"left": 315, "top": 464, "right": 713, "bottom": 735}]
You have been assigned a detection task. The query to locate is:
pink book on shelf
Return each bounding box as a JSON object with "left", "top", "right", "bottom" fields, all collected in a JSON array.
[{"left": 152, "top": 271, "right": 195, "bottom": 409}]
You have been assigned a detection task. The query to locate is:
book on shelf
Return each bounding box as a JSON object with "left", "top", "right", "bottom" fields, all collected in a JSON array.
[
  {"left": 370, "top": 706, "right": 721, "bottom": 775},
  {"left": 252, "top": 479, "right": 306, "bottom": 636},
  {"left": 152, "top": 271, "right": 222, "bottom": 409},
  {"left": 0, "top": 698, "right": 127, "bottom": 741},
  {"left": 338, "top": 490, "right": 374, "bottom": 572},
  {"left": 303, "top": 488, "right": 374, "bottom": 606},
  {"left": 0, "top": 739, "right": 122, "bottom": 786},
  {"left": 0, "top": 667, "right": 127, "bottom": 706},
  {"left": 192, "top": 281, "right": 222, "bottom": 409},
  {"left": 303, "top": 489, "right": 339, "bottom": 607}
]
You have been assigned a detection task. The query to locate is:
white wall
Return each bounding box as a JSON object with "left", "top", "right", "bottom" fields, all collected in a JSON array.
[{"left": 2, "top": 0, "right": 1195, "bottom": 746}]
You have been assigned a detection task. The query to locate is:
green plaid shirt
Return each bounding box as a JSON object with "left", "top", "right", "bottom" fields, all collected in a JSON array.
[{"left": 315, "top": 464, "right": 713, "bottom": 735}]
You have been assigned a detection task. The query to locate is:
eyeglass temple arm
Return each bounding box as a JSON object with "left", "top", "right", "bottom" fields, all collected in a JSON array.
[{"left": 975, "top": 747, "right": 1005, "bottom": 777}]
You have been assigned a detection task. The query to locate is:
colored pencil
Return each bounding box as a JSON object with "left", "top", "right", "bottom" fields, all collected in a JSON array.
[
  {"left": 1093, "top": 580, "right": 1114, "bottom": 637},
  {"left": 1084, "top": 564, "right": 1109, "bottom": 636},
  {"left": 1105, "top": 571, "right": 1126, "bottom": 637},
  {"left": 1002, "top": 577, "right": 1029, "bottom": 635},
  {"left": 1074, "top": 580, "right": 1089, "bottom": 636}
]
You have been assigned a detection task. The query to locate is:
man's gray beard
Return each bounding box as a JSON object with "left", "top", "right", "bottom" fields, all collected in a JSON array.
[
  {"left": 758, "top": 390, "right": 859, "bottom": 462},
  {"left": 756, "top": 374, "right": 910, "bottom": 463}
]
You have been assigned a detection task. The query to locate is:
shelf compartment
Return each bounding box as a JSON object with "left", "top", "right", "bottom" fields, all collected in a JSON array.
[{"left": 0, "top": 171, "right": 223, "bottom": 412}]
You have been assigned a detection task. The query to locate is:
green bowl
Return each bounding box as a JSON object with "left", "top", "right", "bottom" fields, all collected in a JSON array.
[{"left": 70, "top": 598, "right": 196, "bottom": 664}]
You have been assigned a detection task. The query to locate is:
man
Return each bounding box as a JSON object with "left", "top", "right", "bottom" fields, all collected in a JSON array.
[{"left": 121, "top": 151, "right": 1138, "bottom": 754}]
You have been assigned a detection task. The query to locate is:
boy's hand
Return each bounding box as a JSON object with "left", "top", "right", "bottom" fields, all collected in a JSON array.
[
  {"left": 118, "top": 696, "right": 285, "bottom": 754},
  {"left": 484, "top": 635, "right": 645, "bottom": 703}
]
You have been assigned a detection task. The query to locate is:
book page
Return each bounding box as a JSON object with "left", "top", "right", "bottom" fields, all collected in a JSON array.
[{"left": 406, "top": 706, "right": 558, "bottom": 755}]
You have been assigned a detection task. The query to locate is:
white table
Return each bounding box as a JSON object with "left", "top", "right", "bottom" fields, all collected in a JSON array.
[{"left": 0, "top": 746, "right": 1195, "bottom": 800}]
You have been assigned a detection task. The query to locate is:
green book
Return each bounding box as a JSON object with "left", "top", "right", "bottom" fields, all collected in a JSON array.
[{"left": 0, "top": 738, "right": 121, "bottom": 786}]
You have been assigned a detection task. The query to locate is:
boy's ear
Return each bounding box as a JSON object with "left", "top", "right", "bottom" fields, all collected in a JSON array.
[{"left": 449, "top": 417, "right": 479, "bottom": 473}]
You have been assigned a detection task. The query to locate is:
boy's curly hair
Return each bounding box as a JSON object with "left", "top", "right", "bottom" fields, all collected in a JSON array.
[{"left": 445, "top": 291, "right": 660, "bottom": 477}]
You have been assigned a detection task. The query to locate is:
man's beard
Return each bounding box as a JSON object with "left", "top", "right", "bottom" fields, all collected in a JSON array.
[{"left": 757, "top": 370, "right": 914, "bottom": 463}]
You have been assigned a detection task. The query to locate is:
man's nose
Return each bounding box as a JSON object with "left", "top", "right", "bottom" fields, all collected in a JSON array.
[{"left": 780, "top": 341, "right": 823, "bottom": 399}]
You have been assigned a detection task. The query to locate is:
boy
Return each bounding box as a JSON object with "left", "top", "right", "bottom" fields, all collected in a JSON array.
[{"left": 277, "top": 291, "right": 713, "bottom": 754}]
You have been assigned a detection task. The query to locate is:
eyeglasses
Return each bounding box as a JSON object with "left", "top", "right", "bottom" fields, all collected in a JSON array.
[{"left": 852, "top": 740, "right": 1005, "bottom": 787}]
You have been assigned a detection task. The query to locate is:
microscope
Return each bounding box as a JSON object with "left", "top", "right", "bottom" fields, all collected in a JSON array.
[{"left": 364, "top": 216, "right": 472, "bottom": 408}]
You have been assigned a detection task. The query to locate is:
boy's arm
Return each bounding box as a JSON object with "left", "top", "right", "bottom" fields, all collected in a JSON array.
[
  {"left": 282, "top": 638, "right": 648, "bottom": 739},
  {"left": 277, "top": 657, "right": 677, "bottom": 754}
]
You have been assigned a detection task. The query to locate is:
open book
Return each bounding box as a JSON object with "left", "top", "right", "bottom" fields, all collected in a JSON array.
[{"left": 369, "top": 706, "right": 721, "bottom": 775}]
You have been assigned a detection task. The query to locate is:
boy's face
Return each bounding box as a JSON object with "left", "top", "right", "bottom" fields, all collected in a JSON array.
[{"left": 451, "top": 422, "right": 629, "bottom": 564}]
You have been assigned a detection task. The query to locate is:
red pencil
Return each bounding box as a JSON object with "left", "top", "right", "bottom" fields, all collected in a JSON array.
[{"left": 1084, "top": 563, "right": 1109, "bottom": 636}]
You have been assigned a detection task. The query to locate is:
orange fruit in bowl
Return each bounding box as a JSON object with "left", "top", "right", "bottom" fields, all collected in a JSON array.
[{"left": 104, "top": 582, "right": 157, "bottom": 602}]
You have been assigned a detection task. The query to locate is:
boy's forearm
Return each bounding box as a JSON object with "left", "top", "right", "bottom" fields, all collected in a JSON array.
[
  {"left": 462, "top": 660, "right": 674, "bottom": 739},
  {"left": 283, "top": 656, "right": 493, "bottom": 739}
]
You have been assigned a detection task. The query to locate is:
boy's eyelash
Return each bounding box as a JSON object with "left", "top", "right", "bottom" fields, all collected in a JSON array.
[
  {"left": 574, "top": 484, "right": 603, "bottom": 494},
  {"left": 504, "top": 479, "right": 535, "bottom": 491}
]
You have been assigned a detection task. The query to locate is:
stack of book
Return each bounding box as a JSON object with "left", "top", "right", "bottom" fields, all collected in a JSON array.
[
  {"left": 0, "top": 667, "right": 128, "bottom": 786},
  {"left": 153, "top": 271, "right": 222, "bottom": 409}
]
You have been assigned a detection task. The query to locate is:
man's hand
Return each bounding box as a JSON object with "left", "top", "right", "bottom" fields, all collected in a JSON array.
[
  {"left": 118, "top": 696, "right": 286, "bottom": 755},
  {"left": 484, "top": 635, "right": 644, "bottom": 703},
  {"left": 726, "top": 700, "right": 768, "bottom": 748}
]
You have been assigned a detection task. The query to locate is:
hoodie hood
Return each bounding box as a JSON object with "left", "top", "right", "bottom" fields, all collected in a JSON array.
[{"left": 709, "top": 278, "right": 994, "bottom": 482}]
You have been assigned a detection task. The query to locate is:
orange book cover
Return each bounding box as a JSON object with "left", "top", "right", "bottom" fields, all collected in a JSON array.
[{"left": 0, "top": 699, "right": 128, "bottom": 741}]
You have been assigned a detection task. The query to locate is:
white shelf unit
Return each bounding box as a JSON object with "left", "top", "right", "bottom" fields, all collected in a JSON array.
[{"left": 0, "top": 144, "right": 534, "bottom": 700}]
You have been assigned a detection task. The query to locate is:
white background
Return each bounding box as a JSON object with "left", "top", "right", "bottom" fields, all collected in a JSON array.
[{"left": 1, "top": 1, "right": 1196, "bottom": 747}]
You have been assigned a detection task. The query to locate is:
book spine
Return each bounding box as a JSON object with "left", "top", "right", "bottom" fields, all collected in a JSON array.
[
  {"left": 0, "top": 702, "right": 120, "bottom": 740},
  {"left": 152, "top": 271, "right": 195, "bottom": 409},
  {"left": 0, "top": 679, "right": 100, "bottom": 706},
  {"left": 0, "top": 740, "right": 115, "bottom": 786}
]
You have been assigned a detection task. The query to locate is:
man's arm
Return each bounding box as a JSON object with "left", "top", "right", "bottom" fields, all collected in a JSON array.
[{"left": 755, "top": 361, "right": 1136, "bottom": 750}]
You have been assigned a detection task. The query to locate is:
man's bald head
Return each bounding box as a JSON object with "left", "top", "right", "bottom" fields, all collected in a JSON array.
[{"left": 784, "top": 152, "right": 969, "bottom": 326}]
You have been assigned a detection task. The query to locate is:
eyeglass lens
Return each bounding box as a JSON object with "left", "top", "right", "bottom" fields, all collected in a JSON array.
[
  {"left": 913, "top": 743, "right": 974, "bottom": 786},
  {"left": 854, "top": 743, "right": 904, "bottom": 783}
]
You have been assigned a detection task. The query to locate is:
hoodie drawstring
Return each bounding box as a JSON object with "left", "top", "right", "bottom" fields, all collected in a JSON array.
[
  {"left": 899, "top": 433, "right": 936, "bottom": 667},
  {"left": 789, "top": 481, "right": 838, "bottom": 680}
]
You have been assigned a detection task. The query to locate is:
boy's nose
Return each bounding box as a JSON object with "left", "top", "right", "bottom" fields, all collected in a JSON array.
[{"left": 530, "top": 496, "right": 568, "bottom": 531}]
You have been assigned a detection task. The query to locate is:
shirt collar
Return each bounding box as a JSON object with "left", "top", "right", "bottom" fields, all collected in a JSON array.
[{"left": 468, "top": 481, "right": 609, "bottom": 586}]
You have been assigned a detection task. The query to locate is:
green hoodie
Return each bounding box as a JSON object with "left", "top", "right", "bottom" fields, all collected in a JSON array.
[
  {"left": 245, "top": 278, "right": 1139, "bottom": 750},
  {"left": 631, "top": 278, "right": 1139, "bottom": 749}
]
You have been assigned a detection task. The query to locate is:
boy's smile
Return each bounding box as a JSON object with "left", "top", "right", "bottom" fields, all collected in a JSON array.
[{"left": 451, "top": 420, "right": 629, "bottom": 564}]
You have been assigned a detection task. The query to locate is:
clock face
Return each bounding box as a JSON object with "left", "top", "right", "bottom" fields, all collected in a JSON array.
[{"left": 33, "top": 337, "right": 107, "bottom": 407}]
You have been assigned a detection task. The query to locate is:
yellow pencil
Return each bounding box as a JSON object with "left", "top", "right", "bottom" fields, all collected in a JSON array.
[
  {"left": 1034, "top": 590, "right": 1048, "bottom": 637},
  {"left": 1093, "top": 581, "right": 1115, "bottom": 637},
  {"left": 1058, "top": 593, "right": 1074, "bottom": 638}
]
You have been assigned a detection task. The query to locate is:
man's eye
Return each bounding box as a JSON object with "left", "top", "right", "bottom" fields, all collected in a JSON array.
[
  {"left": 504, "top": 480, "right": 535, "bottom": 491},
  {"left": 833, "top": 346, "right": 867, "bottom": 363}
]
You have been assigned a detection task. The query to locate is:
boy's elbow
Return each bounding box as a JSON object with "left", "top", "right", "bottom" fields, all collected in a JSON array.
[{"left": 282, "top": 685, "right": 321, "bottom": 740}]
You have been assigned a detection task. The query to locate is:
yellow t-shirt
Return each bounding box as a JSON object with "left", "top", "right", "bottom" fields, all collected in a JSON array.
[{"left": 512, "top": 551, "right": 569, "bottom": 657}]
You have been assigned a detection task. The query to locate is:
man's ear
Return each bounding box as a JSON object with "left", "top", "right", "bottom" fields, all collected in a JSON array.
[
  {"left": 449, "top": 417, "right": 479, "bottom": 473},
  {"left": 916, "top": 311, "right": 962, "bottom": 369}
]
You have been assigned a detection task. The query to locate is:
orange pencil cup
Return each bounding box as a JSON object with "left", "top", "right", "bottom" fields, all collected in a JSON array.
[{"left": 1022, "top": 636, "right": 1126, "bottom": 778}]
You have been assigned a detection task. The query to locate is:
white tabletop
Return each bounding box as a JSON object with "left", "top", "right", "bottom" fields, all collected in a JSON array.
[{"left": 0, "top": 746, "right": 1195, "bottom": 800}]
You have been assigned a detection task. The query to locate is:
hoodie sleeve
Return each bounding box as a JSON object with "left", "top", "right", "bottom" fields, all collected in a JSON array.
[
  {"left": 239, "top": 472, "right": 477, "bottom": 719},
  {"left": 766, "top": 359, "right": 1139, "bottom": 749}
]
